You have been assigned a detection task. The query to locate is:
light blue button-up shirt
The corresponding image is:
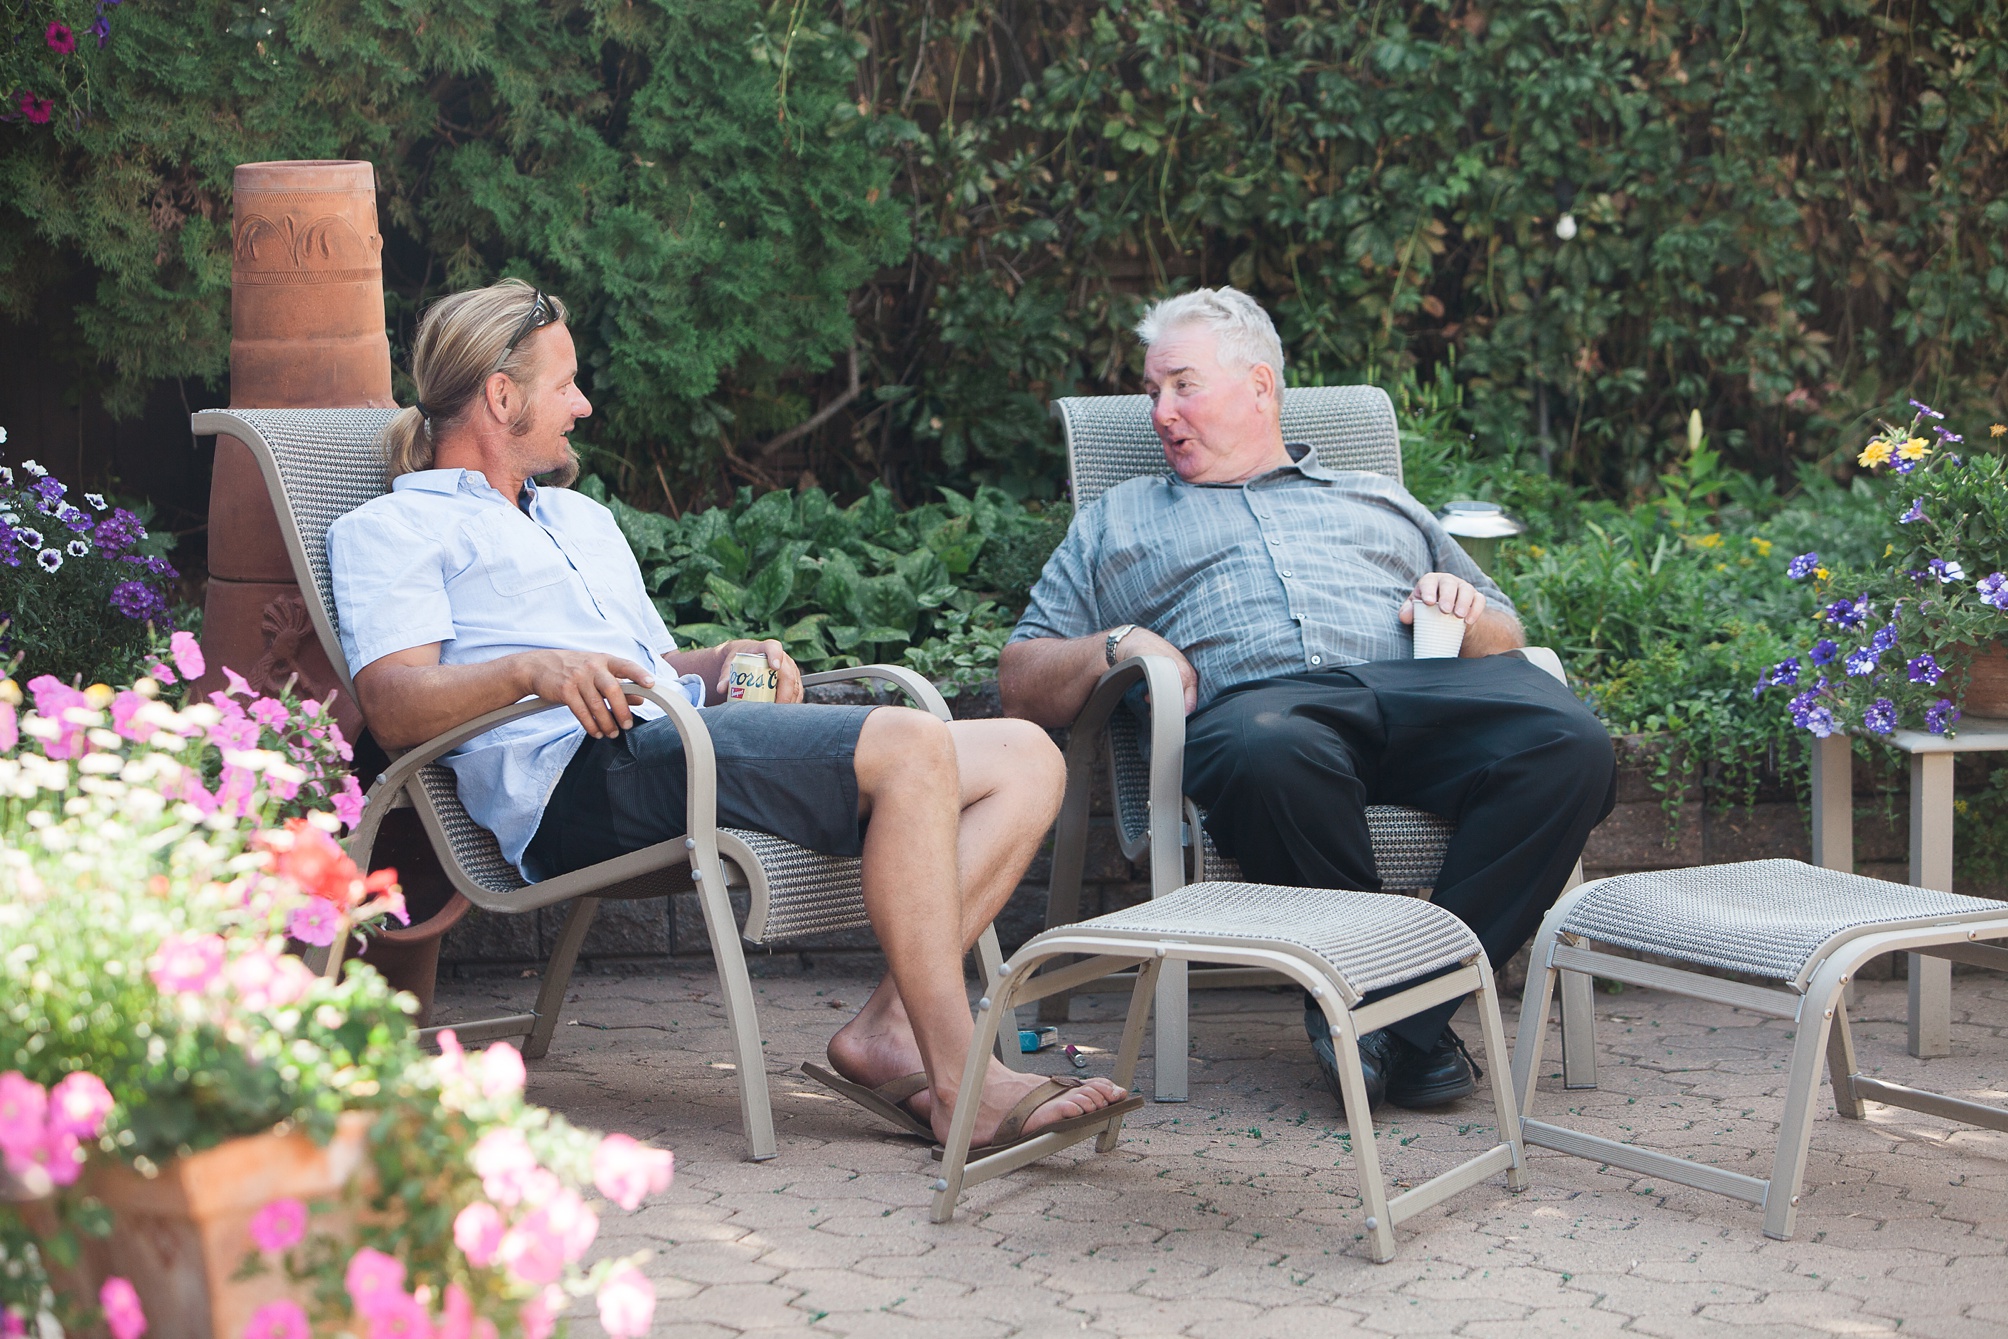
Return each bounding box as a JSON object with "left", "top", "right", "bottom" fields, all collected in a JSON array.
[
  {"left": 327, "top": 469, "right": 677, "bottom": 876},
  {"left": 1011, "top": 444, "right": 1510, "bottom": 712}
]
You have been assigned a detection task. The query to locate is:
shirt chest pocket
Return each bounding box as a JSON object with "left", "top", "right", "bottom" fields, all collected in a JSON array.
[{"left": 464, "top": 511, "right": 575, "bottom": 598}]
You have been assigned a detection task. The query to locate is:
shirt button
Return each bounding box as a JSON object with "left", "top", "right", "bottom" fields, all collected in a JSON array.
[
  {"left": 1310, "top": 655, "right": 1323, "bottom": 666},
  {"left": 1281, "top": 569, "right": 1293, "bottom": 577}
]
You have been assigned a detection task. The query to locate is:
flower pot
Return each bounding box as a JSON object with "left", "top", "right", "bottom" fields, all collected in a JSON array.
[
  {"left": 65, "top": 1112, "right": 370, "bottom": 1339},
  {"left": 1962, "top": 643, "right": 2008, "bottom": 720}
]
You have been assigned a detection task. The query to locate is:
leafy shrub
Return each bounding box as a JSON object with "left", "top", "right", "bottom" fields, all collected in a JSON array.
[
  {"left": 0, "top": 456, "right": 177, "bottom": 686},
  {"left": 580, "top": 476, "right": 1060, "bottom": 691},
  {"left": 12, "top": 1, "right": 2008, "bottom": 505}
]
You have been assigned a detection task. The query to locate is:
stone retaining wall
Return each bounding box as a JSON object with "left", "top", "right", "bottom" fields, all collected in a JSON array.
[{"left": 436, "top": 683, "right": 1988, "bottom": 980}]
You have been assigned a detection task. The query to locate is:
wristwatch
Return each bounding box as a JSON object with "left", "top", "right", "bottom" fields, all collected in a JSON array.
[{"left": 1105, "top": 624, "right": 1138, "bottom": 667}]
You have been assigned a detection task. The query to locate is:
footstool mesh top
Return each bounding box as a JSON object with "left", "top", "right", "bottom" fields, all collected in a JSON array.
[
  {"left": 1561, "top": 858, "right": 2008, "bottom": 988},
  {"left": 1064, "top": 881, "right": 1481, "bottom": 1001}
]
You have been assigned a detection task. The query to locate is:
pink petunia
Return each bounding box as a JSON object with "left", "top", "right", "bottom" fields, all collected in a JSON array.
[
  {"left": 222, "top": 666, "right": 254, "bottom": 698},
  {"left": 240, "top": 1300, "right": 309, "bottom": 1339},
  {"left": 144, "top": 660, "right": 177, "bottom": 686},
  {"left": 228, "top": 949, "right": 316, "bottom": 1012},
  {"left": 344, "top": 1247, "right": 405, "bottom": 1318},
  {"left": 597, "top": 1265, "right": 656, "bottom": 1339},
  {"left": 47, "top": 1071, "right": 112, "bottom": 1139},
  {"left": 18, "top": 93, "right": 51, "bottom": 125},
  {"left": 150, "top": 933, "right": 226, "bottom": 995},
  {"left": 451, "top": 1200, "right": 504, "bottom": 1267},
  {"left": 3, "top": 1306, "right": 27, "bottom": 1337},
  {"left": 169, "top": 630, "right": 204, "bottom": 680},
  {"left": 517, "top": 1287, "right": 564, "bottom": 1339},
  {"left": 249, "top": 697, "right": 290, "bottom": 729},
  {"left": 435, "top": 1285, "right": 474, "bottom": 1339},
  {"left": 0, "top": 702, "right": 15, "bottom": 753},
  {"left": 99, "top": 1277, "right": 146, "bottom": 1339},
  {"left": 364, "top": 1291, "right": 431, "bottom": 1339},
  {"left": 287, "top": 900, "right": 343, "bottom": 948},
  {"left": 333, "top": 773, "right": 366, "bottom": 829},
  {"left": 498, "top": 1189, "right": 596, "bottom": 1285},
  {"left": 592, "top": 1132, "right": 675, "bottom": 1212},
  {"left": 45, "top": 22, "right": 76, "bottom": 53},
  {"left": 27, "top": 675, "right": 88, "bottom": 759},
  {"left": 35, "top": 1128, "right": 85, "bottom": 1187},
  {"left": 479, "top": 1042, "right": 525, "bottom": 1099},
  {"left": 470, "top": 1128, "right": 539, "bottom": 1206},
  {"left": 247, "top": 1197, "right": 308, "bottom": 1253},
  {"left": 111, "top": 690, "right": 149, "bottom": 741},
  {"left": 0, "top": 1073, "right": 48, "bottom": 1165}
]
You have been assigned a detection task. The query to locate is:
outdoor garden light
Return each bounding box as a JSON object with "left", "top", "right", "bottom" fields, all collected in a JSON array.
[{"left": 1435, "top": 500, "right": 1525, "bottom": 574}]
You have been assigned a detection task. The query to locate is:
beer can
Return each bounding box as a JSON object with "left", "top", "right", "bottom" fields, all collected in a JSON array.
[{"left": 726, "top": 651, "right": 778, "bottom": 702}]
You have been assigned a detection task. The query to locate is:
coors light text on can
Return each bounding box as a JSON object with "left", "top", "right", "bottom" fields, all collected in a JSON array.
[{"left": 726, "top": 651, "right": 778, "bottom": 702}]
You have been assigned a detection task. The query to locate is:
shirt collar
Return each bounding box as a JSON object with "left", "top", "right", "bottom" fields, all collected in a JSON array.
[
  {"left": 391, "top": 468, "right": 539, "bottom": 508},
  {"left": 1188, "top": 441, "right": 1336, "bottom": 489}
]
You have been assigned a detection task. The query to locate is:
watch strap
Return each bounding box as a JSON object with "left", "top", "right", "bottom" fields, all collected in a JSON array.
[{"left": 1105, "top": 624, "right": 1138, "bottom": 667}]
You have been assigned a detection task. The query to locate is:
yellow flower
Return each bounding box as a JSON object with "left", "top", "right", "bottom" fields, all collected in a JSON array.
[
  {"left": 0, "top": 679, "right": 18, "bottom": 707},
  {"left": 1528, "top": 544, "right": 1546, "bottom": 559},
  {"left": 1693, "top": 532, "right": 1722, "bottom": 548},
  {"left": 1749, "top": 536, "right": 1773, "bottom": 556},
  {"left": 1993, "top": 424, "right": 2006, "bottom": 438},
  {"left": 1858, "top": 439, "right": 1894, "bottom": 468},
  {"left": 82, "top": 683, "right": 114, "bottom": 710},
  {"left": 1956, "top": 798, "right": 1971, "bottom": 815},
  {"left": 1897, "top": 437, "right": 1932, "bottom": 461},
  {"left": 1884, "top": 543, "right": 1895, "bottom": 557},
  {"left": 1815, "top": 566, "right": 1831, "bottom": 580},
  {"left": 1715, "top": 562, "right": 1728, "bottom": 572}
]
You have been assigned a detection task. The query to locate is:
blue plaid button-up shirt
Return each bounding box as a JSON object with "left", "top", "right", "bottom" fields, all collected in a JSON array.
[{"left": 1010, "top": 444, "right": 1511, "bottom": 712}]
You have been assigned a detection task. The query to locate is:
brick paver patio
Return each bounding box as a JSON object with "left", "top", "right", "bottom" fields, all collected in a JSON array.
[{"left": 437, "top": 961, "right": 2007, "bottom": 1337}]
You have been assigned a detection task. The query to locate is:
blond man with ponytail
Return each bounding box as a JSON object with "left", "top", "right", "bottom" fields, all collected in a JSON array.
[{"left": 328, "top": 279, "right": 1133, "bottom": 1152}]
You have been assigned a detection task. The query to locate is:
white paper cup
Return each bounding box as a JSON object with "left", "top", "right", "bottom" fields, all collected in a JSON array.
[{"left": 1410, "top": 599, "right": 1467, "bottom": 659}]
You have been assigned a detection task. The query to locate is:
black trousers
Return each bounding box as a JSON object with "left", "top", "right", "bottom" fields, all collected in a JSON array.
[{"left": 1182, "top": 655, "right": 1617, "bottom": 1051}]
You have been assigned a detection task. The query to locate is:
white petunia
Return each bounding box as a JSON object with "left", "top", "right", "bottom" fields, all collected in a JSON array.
[
  {"left": 0, "top": 468, "right": 11, "bottom": 486},
  {"left": 21, "top": 460, "right": 44, "bottom": 477},
  {"left": 1, "top": 513, "right": 15, "bottom": 524},
  {"left": 66, "top": 539, "right": 88, "bottom": 558},
  {"left": 83, "top": 493, "right": 105, "bottom": 510},
  {"left": 17, "top": 528, "right": 42, "bottom": 549},
  {"left": 36, "top": 549, "right": 60, "bottom": 573}
]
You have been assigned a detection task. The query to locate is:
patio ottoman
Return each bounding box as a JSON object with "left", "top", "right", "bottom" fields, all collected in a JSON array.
[
  {"left": 930, "top": 881, "right": 1529, "bottom": 1263},
  {"left": 1509, "top": 858, "right": 2008, "bottom": 1241}
]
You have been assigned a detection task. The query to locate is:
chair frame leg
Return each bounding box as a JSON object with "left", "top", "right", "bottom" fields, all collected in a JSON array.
[
  {"left": 691, "top": 872, "right": 778, "bottom": 1161},
  {"left": 975, "top": 926, "right": 1021, "bottom": 1069},
  {"left": 1152, "top": 960, "right": 1191, "bottom": 1102},
  {"left": 523, "top": 896, "right": 601, "bottom": 1060},
  {"left": 1472, "top": 959, "right": 1529, "bottom": 1193}
]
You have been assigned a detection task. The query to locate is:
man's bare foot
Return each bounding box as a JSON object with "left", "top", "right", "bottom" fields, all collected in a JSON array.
[
  {"left": 932, "top": 1065, "right": 1128, "bottom": 1148},
  {"left": 826, "top": 985, "right": 934, "bottom": 1122}
]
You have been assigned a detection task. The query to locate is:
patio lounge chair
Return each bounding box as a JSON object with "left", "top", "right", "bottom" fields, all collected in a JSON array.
[
  {"left": 190, "top": 407, "right": 1015, "bottom": 1162},
  {"left": 1038, "top": 385, "right": 1586, "bottom": 1100}
]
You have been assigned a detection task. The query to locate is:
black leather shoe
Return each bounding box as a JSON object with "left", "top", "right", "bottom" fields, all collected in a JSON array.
[
  {"left": 1304, "top": 997, "right": 1390, "bottom": 1115},
  {"left": 1384, "top": 1026, "right": 1480, "bottom": 1108}
]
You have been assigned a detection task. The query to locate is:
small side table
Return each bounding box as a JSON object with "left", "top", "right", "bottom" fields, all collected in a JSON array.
[{"left": 1810, "top": 719, "right": 2008, "bottom": 1056}]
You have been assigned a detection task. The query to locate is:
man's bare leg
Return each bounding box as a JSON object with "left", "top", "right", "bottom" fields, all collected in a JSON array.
[{"left": 826, "top": 710, "right": 1123, "bottom": 1143}]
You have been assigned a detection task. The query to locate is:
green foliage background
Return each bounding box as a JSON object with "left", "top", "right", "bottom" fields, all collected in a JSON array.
[{"left": 7, "top": 0, "right": 2008, "bottom": 506}]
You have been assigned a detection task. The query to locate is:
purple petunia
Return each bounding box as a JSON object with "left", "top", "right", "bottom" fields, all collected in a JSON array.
[
  {"left": 1787, "top": 552, "right": 1820, "bottom": 580},
  {"left": 1766, "top": 658, "right": 1801, "bottom": 688},
  {"left": 121, "top": 553, "right": 175, "bottom": 580},
  {"left": 109, "top": 580, "right": 167, "bottom": 621},
  {"left": 1810, "top": 639, "right": 1840, "bottom": 666},
  {"left": 1795, "top": 704, "right": 1839, "bottom": 737},
  {"left": 1908, "top": 653, "right": 1943, "bottom": 685},
  {"left": 1926, "top": 698, "right": 1960, "bottom": 734},
  {"left": 1979, "top": 573, "right": 2008, "bottom": 611},
  {"left": 1825, "top": 596, "right": 1869, "bottom": 629},
  {"left": 1894, "top": 457, "right": 1919, "bottom": 475},
  {"left": 1863, "top": 698, "right": 1898, "bottom": 734},
  {"left": 35, "top": 549, "right": 60, "bottom": 573},
  {"left": 1910, "top": 399, "right": 1944, "bottom": 420},
  {"left": 1845, "top": 646, "right": 1880, "bottom": 677},
  {"left": 31, "top": 477, "right": 63, "bottom": 507},
  {"left": 1929, "top": 558, "right": 1966, "bottom": 584},
  {"left": 1934, "top": 425, "right": 1963, "bottom": 443},
  {"left": 1871, "top": 624, "right": 1900, "bottom": 654},
  {"left": 54, "top": 504, "right": 89, "bottom": 534},
  {"left": 1900, "top": 499, "right": 1926, "bottom": 524}
]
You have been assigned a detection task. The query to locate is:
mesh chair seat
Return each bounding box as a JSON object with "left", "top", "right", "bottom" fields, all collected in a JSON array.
[
  {"left": 1558, "top": 858, "right": 2007, "bottom": 991},
  {"left": 1068, "top": 881, "right": 1480, "bottom": 1002},
  {"left": 1107, "top": 712, "right": 1456, "bottom": 890}
]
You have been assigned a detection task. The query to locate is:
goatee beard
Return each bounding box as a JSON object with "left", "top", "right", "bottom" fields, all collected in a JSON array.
[{"left": 537, "top": 441, "right": 582, "bottom": 489}]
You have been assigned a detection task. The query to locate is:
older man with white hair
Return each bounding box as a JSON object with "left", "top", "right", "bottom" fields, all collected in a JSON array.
[{"left": 1000, "top": 286, "right": 1614, "bottom": 1114}]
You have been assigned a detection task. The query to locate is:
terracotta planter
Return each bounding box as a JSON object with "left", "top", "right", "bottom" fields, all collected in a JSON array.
[
  {"left": 58, "top": 1113, "right": 371, "bottom": 1339},
  {"left": 1962, "top": 643, "right": 2008, "bottom": 720}
]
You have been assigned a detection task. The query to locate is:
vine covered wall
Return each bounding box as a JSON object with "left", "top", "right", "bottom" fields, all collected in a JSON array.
[{"left": 4, "top": 0, "right": 2007, "bottom": 508}]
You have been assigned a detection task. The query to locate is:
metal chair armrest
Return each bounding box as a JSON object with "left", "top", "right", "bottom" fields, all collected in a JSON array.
[
  {"left": 802, "top": 664, "right": 951, "bottom": 722},
  {"left": 1508, "top": 645, "right": 1568, "bottom": 686},
  {"left": 1066, "top": 655, "right": 1188, "bottom": 896}
]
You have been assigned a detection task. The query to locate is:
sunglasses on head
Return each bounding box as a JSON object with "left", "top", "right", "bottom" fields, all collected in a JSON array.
[{"left": 498, "top": 290, "right": 555, "bottom": 365}]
